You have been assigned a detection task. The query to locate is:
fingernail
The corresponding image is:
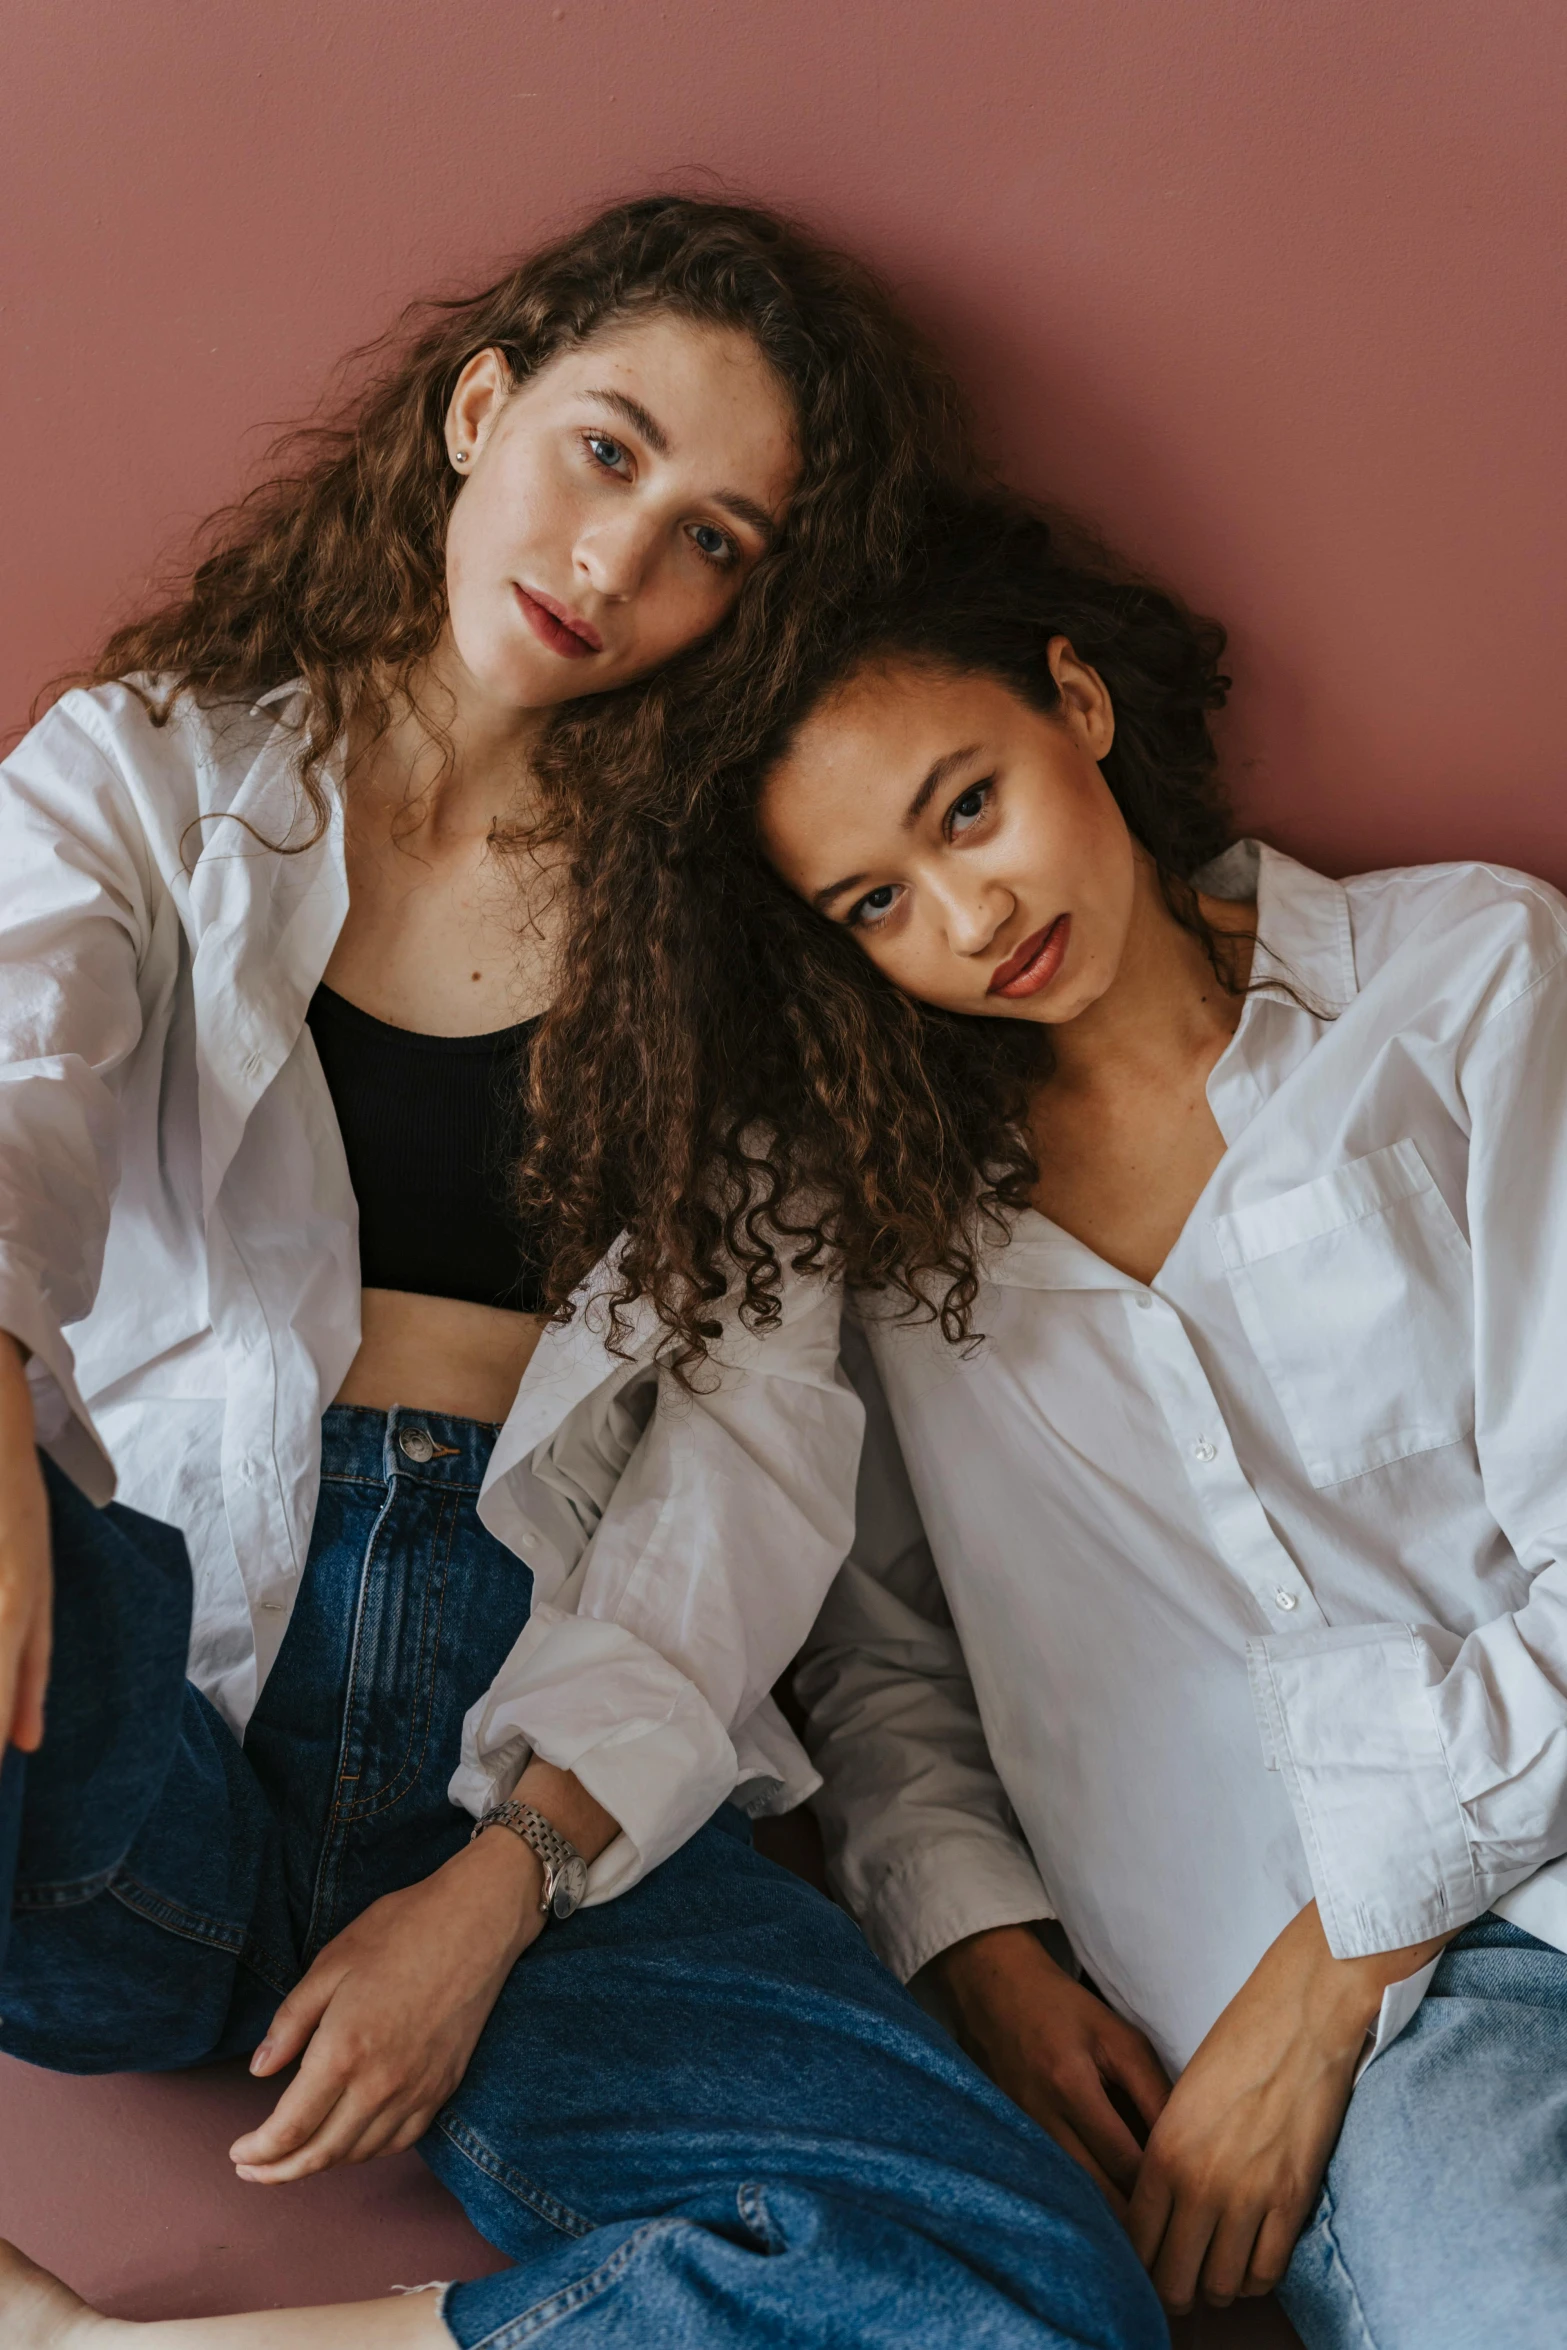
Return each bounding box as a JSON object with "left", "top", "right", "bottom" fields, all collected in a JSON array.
[{"left": 249, "top": 2042, "right": 271, "bottom": 2074}]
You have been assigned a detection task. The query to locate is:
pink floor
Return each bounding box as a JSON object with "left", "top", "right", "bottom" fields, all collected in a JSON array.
[
  {"left": 0, "top": 2047, "right": 1301, "bottom": 2342},
  {"left": 0, "top": 2052, "right": 507, "bottom": 2317}
]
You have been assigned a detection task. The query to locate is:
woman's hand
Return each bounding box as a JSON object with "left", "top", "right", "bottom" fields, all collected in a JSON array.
[
  {"left": 232, "top": 1762, "right": 618, "bottom": 2183},
  {"left": 1127, "top": 1900, "right": 1450, "bottom": 2312},
  {"left": 934, "top": 1924, "right": 1172, "bottom": 2213},
  {"left": 0, "top": 1333, "right": 52, "bottom": 1756},
  {"left": 231, "top": 1825, "right": 547, "bottom": 2182}
]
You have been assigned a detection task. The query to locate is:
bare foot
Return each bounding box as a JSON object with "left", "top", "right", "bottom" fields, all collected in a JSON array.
[{"left": 0, "top": 2240, "right": 116, "bottom": 2346}]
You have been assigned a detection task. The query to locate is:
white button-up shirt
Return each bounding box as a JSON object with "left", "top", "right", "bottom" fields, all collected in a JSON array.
[
  {"left": 800, "top": 841, "right": 1567, "bottom": 2072},
  {"left": 0, "top": 683, "right": 854, "bottom": 1900}
]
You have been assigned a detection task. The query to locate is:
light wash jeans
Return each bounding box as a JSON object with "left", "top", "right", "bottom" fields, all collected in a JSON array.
[
  {"left": 1281, "top": 1913, "right": 1567, "bottom": 2350},
  {"left": 0, "top": 1407, "right": 1163, "bottom": 2349}
]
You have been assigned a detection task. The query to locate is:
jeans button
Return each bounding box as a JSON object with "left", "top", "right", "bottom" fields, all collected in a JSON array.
[{"left": 398, "top": 1426, "right": 435, "bottom": 1464}]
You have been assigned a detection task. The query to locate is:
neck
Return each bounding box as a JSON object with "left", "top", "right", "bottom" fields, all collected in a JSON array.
[
  {"left": 352, "top": 629, "right": 550, "bottom": 844},
  {"left": 1047, "top": 852, "right": 1253, "bottom": 1098}
]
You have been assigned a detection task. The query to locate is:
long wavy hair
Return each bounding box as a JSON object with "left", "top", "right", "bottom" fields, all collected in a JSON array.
[
  {"left": 58, "top": 193, "right": 973, "bottom": 836},
  {"left": 524, "top": 497, "right": 1234, "bottom": 1372}
]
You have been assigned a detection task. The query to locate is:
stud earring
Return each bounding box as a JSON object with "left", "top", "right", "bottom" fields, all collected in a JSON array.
[{"left": 454, "top": 449, "right": 469, "bottom": 465}]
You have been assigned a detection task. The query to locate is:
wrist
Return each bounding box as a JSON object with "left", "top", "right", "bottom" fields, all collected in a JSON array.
[
  {"left": 0, "top": 1331, "right": 34, "bottom": 1424},
  {"left": 512, "top": 1758, "right": 619, "bottom": 1865},
  {"left": 1294, "top": 1903, "right": 1450, "bottom": 2052},
  {"left": 450, "top": 1821, "right": 547, "bottom": 1958},
  {"left": 934, "top": 1922, "right": 1061, "bottom": 2010}
]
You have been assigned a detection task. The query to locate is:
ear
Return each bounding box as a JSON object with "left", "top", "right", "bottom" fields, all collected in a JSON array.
[
  {"left": 444, "top": 348, "right": 516, "bottom": 470},
  {"left": 1045, "top": 636, "right": 1116, "bottom": 760}
]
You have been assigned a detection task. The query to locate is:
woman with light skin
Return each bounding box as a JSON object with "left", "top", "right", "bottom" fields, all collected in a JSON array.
[
  {"left": 517, "top": 496, "right": 1567, "bottom": 2348},
  {"left": 0, "top": 222, "right": 1161, "bottom": 2349}
]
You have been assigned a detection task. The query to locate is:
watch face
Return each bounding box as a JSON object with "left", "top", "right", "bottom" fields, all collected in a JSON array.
[{"left": 550, "top": 1853, "right": 589, "bottom": 1920}]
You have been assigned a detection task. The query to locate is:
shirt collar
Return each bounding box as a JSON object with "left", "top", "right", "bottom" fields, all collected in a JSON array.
[
  {"left": 978, "top": 842, "right": 1356, "bottom": 1294},
  {"left": 1194, "top": 839, "right": 1357, "bottom": 1017}
]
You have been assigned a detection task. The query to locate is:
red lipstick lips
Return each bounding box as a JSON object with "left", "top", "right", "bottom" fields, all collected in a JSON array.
[
  {"left": 988, "top": 914, "right": 1071, "bottom": 999},
  {"left": 514, "top": 584, "right": 602, "bottom": 659}
]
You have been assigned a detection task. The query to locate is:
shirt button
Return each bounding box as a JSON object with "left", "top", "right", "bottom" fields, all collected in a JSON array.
[
  {"left": 399, "top": 1426, "right": 436, "bottom": 1463},
  {"left": 1133, "top": 1292, "right": 1154, "bottom": 1310},
  {"left": 1191, "top": 1437, "right": 1218, "bottom": 1463},
  {"left": 260, "top": 1598, "right": 286, "bottom": 1612},
  {"left": 1274, "top": 1588, "right": 1300, "bottom": 1612}
]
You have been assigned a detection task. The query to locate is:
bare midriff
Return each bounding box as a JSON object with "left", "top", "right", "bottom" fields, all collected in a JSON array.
[{"left": 333, "top": 1287, "right": 551, "bottom": 1424}]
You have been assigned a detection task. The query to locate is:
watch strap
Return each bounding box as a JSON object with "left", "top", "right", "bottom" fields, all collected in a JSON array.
[{"left": 470, "top": 1799, "right": 587, "bottom": 1920}]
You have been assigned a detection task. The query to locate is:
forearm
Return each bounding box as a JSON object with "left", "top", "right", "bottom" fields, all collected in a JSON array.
[
  {"left": 1277, "top": 1899, "right": 1452, "bottom": 2053},
  {"left": 512, "top": 1755, "right": 619, "bottom": 1863},
  {"left": 0, "top": 1327, "right": 51, "bottom": 1753},
  {"left": 1130, "top": 1897, "right": 1456, "bottom": 2311},
  {"left": 439, "top": 1756, "right": 622, "bottom": 1959}
]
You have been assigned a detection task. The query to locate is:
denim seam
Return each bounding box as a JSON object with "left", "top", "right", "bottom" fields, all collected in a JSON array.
[
  {"left": 459, "top": 2219, "right": 680, "bottom": 2347},
  {"left": 304, "top": 1467, "right": 401, "bottom": 1951},
  {"left": 13, "top": 1864, "right": 121, "bottom": 1909},
  {"left": 234, "top": 1931, "right": 299, "bottom": 2000},
  {"left": 320, "top": 1470, "right": 485, "bottom": 1496},
  {"left": 341, "top": 1488, "right": 457, "bottom": 1822},
  {"left": 106, "top": 1870, "right": 249, "bottom": 1955},
  {"left": 432, "top": 2110, "right": 595, "bottom": 2240},
  {"left": 1314, "top": 2178, "right": 1382, "bottom": 2350}
]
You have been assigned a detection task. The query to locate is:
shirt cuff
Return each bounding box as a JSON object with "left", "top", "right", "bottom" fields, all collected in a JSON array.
[
  {"left": 1248, "top": 1621, "right": 1480, "bottom": 1958},
  {"left": 449, "top": 1605, "right": 739, "bottom": 1905},
  {"left": 835, "top": 1832, "right": 1053, "bottom": 1983},
  {"left": 0, "top": 1250, "right": 114, "bottom": 1504},
  {"left": 729, "top": 1691, "right": 822, "bottom": 1819}
]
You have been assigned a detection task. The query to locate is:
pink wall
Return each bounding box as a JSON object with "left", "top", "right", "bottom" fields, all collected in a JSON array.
[{"left": 4, "top": 0, "right": 1563, "bottom": 880}]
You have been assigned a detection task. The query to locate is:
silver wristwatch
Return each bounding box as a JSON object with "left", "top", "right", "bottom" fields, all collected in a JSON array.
[{"left": 470, "top": 1799, "right": 589, "bottom": 1922}]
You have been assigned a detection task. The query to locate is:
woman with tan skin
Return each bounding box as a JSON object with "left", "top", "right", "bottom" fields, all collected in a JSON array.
[
  {"left": 0, "top": 225, "right": 1159, "bottom": 2347},
  {"left": 517, "top": 498, "right": 1567, "bottom": 2348}
]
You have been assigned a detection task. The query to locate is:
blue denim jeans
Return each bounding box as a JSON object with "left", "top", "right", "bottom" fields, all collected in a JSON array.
[
  {"left": 0, "top": 1407, "right": 1162, "bottom": 2348},
  {"left": 1281, "top": 1915, "right": 1567, "bottom": 2350}
]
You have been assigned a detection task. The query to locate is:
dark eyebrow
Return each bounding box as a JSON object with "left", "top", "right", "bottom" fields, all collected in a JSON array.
[
  {"left": 812, "top": 869, "right": 871, "bottom": 914},
  {"left": 710, "top": 488, "right": 781, "bottom": 545},
  {"left": 583, "top": 388, "right": 671, "bottom": 456},
  {"left": 810, "top": 746, "right": 985, "bottom": 913},
  {"left": 584, "top": 388, "right": 780, "bottom": 546},
  {"left": 903, "top": 745, "right": 982, "bottom": 828}
]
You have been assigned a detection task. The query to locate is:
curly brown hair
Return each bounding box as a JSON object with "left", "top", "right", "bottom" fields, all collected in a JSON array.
[
  {"left": 60, "top": 193, "right": 973, "bottom": 834},
  {"left": 524, "top": 496, "right": 1234, "bottom": 1372}
]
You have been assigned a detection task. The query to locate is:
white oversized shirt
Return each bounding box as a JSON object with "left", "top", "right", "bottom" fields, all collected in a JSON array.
[
  {"left": 0, "top": 682, "right": 855, "bottom": 1900},
  {"left": 799, "top": 841, "right": 1567, "bottom": 2072}
]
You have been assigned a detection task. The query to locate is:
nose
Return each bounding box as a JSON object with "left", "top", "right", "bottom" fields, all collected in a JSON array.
[
  {"left": 938, "top": 874, "right": 1014, "bottom": 960},
  {"left": 573, "top": 505, "right": 662, "bottom": 602}
]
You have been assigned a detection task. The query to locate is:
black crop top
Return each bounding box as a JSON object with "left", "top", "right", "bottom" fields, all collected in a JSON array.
[{"left": 306, "top": 984, "right": 547, "bottom": 1314}]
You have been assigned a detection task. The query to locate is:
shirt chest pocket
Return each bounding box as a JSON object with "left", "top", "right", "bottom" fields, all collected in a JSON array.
[{"left": 1213, "top": 1139, "right": 1473, "bottom": 1489}]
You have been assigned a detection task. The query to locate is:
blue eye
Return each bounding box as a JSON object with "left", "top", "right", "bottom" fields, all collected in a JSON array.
[
  {"left": 586, "top": 432, "right": 629, "bottom": 473},
  {"left": 689, "top": 521, "right": 737, "bottom": 568}
]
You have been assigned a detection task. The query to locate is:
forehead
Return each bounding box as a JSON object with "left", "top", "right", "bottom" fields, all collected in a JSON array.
[
  {"left": 772, "top": 662, "right": 1020, "bottom": 802},
  {"left": 521, "top": 315, "right": 799, "bottom": 484},
  {"left": 761, "top": 662, "right": 1023, "bottom": 874}
]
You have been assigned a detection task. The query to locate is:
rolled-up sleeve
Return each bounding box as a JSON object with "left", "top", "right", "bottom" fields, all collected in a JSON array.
[
  {"left": 796, "top": 1323, "right": 1050, "bottom": 1980},
  {"left": 1252, "top": 927, "right": 1567, "bottom": 1958},
  {"left": 454, "top": 1271, "right": 866, "bottom": 1901},
  {"left": 0, "top": 700, "right": 155, "bottom": 1499}
]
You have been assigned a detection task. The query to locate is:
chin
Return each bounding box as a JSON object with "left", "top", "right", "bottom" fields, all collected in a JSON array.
[{"left": 461, "top": 641, "right": 574, "bottom": 714}]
